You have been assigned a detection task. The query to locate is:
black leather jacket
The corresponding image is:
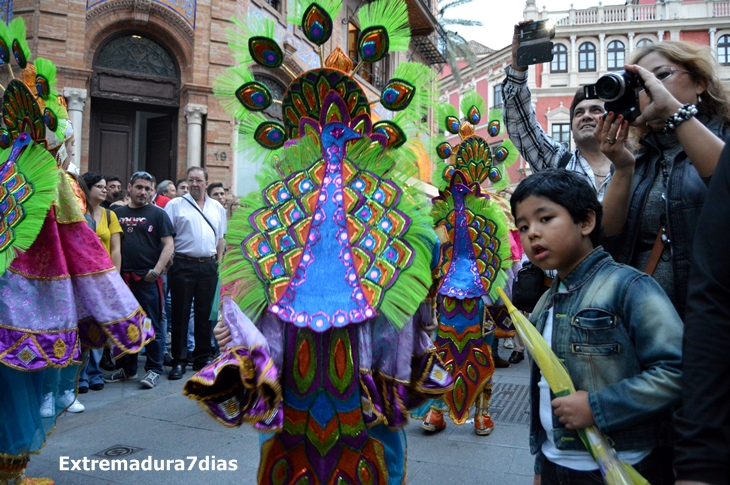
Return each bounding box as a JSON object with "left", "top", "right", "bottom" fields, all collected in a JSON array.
[{"left": 603, "top": 115, "right": 727, "bottom": 318}]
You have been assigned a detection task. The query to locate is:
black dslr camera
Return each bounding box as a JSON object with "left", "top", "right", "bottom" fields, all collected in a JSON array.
[
  {"left": 516, "top": 20, "right": 556, "bottom": 67},
  {"left": 583, "top": 71, "right": 642, "bottom": 122}
]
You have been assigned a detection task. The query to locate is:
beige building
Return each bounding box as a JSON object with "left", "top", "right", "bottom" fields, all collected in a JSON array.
[{"left": 11, "top": 0, "right": 443, "bottom": 194}]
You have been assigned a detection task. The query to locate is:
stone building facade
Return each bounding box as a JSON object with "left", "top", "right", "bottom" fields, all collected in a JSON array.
[
  {"left": 12, "top": 0, "right": 444, "bottom": 195},
  {"left": 439, "top": 0, "right": 730, "bottom": 183}
]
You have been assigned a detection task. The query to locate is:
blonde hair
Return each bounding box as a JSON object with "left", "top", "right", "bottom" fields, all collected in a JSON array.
[{"left": 630, "top": 40, "right": 730, "bottom": 124}]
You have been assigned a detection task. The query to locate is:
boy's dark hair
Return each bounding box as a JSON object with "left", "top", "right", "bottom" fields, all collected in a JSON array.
[
  {"left": 106, "top": 175, "right": 122, "bottom": 184},
  {"left": 176, "top": 178, "right": 187, "bottom": 187},
  {"left": 510, "top": 168, "right": 603, "bottom": 247},
  {"left": 569, "top": 87, "right": 586, "bottom": 126},
  {"left": 207, "top": 181, "right": 224, "bottom": 196}
]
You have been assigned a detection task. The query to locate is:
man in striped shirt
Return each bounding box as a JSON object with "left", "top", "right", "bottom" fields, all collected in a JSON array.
[{"left": 503, "top": 23, "right": 613, "bottom": 201}]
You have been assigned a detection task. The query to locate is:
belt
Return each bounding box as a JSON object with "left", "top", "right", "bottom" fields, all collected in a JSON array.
[{"left": 175, "top": 254, "right": 216, "bottom": 262}]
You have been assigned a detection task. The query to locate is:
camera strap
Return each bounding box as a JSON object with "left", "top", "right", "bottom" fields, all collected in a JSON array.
[
  {"left": 557, "top": 151, "right": 572, "bottom": 169},
  {"left": 644, "top": 224, "right": 668, "bottom": 277}
]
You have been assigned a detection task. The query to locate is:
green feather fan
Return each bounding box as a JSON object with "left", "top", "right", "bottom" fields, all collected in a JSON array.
[
  {"left": 0, "top": 139, "right": 58, "bottom": 274},
  {"left": 357, "top": 0, "right": 411, "bottom": 60},
  {"left": 487, "top": 108, "right": 506, "bottom": 136},
  {"left": 288, "top": 0, "right": 343, "bottom": 25},
  {"left": 460, "top": 90, "right": 488, "bottom": 125},
  {"left": 234, "top": 111, "right": 284, "bottom": 167},
  {"left": 381, "top": 62, "right": 437, "bottom": 126},
  {"left": 288, "top": 0, "right": 343, "bottom": 46},
  {"left": 225, "top": 16, "right": 282, "bottom": 68},
  {"left": 490, "top": 138, "right": 519, "bottom": 192},
  {"left": 42, "top": 95, "right": 66, "bottom": 141},
  {"left": 9, "top": 17, "right": 31, "bottom": 69},
  {"left": 34, "top": 57, "right": 58, "bottom": 101}
]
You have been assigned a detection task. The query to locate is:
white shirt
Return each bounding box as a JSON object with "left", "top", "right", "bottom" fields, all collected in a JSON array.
[
  {"left": 164, "top": 194, "right": 227, "bottom": 258},
  {"left": 538, "top": 284, "right": 650, "bottom": 470}
]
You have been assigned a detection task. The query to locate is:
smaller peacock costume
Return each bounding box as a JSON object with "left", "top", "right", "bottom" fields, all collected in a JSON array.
[
  {"left": 415, "top": 92, "right": 523, "bottom": 436},
  {"left": 0, "top": 18, "right": 152, "bottom": 485}
]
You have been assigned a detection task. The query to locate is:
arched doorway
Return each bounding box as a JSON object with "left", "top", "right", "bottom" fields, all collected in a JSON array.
[{"left": 89, "top": 33, "right": 180, "bottom": 185}]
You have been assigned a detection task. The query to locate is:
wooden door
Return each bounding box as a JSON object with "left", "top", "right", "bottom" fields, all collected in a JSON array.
[
  {"left": 144, "top": 114, "right": 173, "bottom": 182},
  {"left": 89, "top": 99, "right": 134, "bottom": 182}
]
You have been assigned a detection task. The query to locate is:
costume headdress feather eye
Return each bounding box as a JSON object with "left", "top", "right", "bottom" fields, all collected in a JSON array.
[
  {"left": 226, "top": 16, "right": 283, "bottom": 69},
  {"left": 381, "top": 62, "right": 437, "bottom": 126},
  {"left": 41, "top": 94, "right": 67, "bottom": 142},
  {"left": 0, "top": 20, "right": 11, "bottom": 64},
  {"left": 288, "top": 0, "right": 343, "bottom": 46},
  {"left": 34, "top": 58, "right": 58, "bottom": 101},
  {"left": 356, "top": 0, "right": 410, "bottom": 64},
  {"left": 460, "top": 90, "right": 488, "bottom": 126},
  {"left": 437, "top": 102, "right": 460, "bottom": 135},
  {"left": 213, "top": 64, "right": 273, "bottom": 119},
  {"left": 9, "top": 17, "right": 31, "bottom": 69}
]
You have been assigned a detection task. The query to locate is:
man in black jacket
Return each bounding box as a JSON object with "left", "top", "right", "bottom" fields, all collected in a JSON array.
[{"left": 674, "top": 140, "right": 730, "bottom": 485}]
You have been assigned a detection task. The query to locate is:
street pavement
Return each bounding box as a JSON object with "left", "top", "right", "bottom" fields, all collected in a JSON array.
[{"left": 26, "top": 342, "right": 534, "bottom": 485}]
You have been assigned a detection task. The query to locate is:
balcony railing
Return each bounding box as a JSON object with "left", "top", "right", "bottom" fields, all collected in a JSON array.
[
  {"left": 413, "top": 23, "right": 448, "bottom": 65},
  {"left": 534, "top": 1, "right": 730, "bottom": 25}
]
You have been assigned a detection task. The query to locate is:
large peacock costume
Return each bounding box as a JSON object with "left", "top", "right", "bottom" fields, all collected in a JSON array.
[
  {"left": 183, "top": 0, "right": 452, "bottom": 483},
  {"left": 416, "top": 91, "right": 523, "bottom": 436},
  {"left": 0, "top": 17, "right": 152, "bottom": 485}
]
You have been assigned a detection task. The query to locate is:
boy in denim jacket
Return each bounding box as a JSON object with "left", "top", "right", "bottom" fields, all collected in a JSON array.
[{"left": 510, "top": 169, "right": 682, "bottom": 484}]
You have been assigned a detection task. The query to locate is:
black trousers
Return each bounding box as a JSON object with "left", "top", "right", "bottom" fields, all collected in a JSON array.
[{"left": 168, "top": 258, "right": 218, "bottom": 368}]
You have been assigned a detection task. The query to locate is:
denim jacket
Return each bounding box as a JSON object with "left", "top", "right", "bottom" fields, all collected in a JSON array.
[
  {"left": 529, "top": 248, "right": 683, "bottom": 471},
  {"left": 603, "top": 116, "right": 727, "bottom": 319}
]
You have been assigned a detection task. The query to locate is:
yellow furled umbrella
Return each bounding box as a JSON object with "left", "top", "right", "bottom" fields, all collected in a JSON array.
[{"left": 495, "top": 288, "right": 649, "bottom": 485}]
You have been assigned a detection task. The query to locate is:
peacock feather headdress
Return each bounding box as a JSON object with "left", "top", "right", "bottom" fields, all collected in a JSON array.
[
  {"left": 432, "top": 90, "right": 518, "bottom": 192},
  {"left": 216, "top": 0, "right": 438, "bottom": 331}
]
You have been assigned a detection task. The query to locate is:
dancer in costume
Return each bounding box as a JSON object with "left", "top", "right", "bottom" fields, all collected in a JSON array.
[
  {"left": 416, "top": 93, "right": 522, "bottom": 435},
  {"left": 0, "top": 18, "right": 152, "bottom": 485},
  {"left": 183, "top": 1, "right": 453, "bottom": 483}
]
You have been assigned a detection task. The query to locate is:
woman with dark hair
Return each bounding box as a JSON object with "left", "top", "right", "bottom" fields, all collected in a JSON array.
[
  {"left": 81, "top": 172, "right": 122, "bottom": 271},
  {"left": 596, "top": 40, "right": 730, "bottom": 319}
]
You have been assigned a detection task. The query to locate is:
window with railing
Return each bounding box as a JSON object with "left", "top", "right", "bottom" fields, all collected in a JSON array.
[
  {"left": 551, "top": 123, "right": 571, "bottom": 148},
  {"left": 607, "top": 40, "right": 625, "bottom": 71},
  {"left": 263, "top": 0, "right": 281, "bottom": 11},
  {"left": 551, "top": 44, "right": 568, "bottom": 73},
  {"left": 492, "top": 84, "right": 503, "bottom": 109},
  {"left": 718, "top": 35, "right": 730, "bottom": 66},
  {"left": 348, "top": 22, "right": 389, "bottom": 90},
  {"left": 579, "top": 42, "right": 596, "bottom": 72}
]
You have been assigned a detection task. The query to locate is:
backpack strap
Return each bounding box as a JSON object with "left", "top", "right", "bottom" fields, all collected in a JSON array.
[{"left": 557, "top": 150, "right": 573, "bottom": 169}]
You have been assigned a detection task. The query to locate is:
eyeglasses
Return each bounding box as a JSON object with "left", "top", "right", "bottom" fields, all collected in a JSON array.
[{"left": 654, "top": 66, "right": 692, "bottom": 82}]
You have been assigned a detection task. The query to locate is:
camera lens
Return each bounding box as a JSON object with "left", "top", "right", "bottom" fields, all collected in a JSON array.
[{"left": 595, "top": 73, "right": 625, "bottom": 102}]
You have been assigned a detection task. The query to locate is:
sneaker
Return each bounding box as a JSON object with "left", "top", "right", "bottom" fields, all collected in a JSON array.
[
  {"left": 103, "top": 369, "right": 138, "bottom": 383},
  {"left": 503, "top": 337, "right": 514, "bottom": 349},
  {"left": 474, "top": 414, "right": 495, "bottom": 436},
  {"left": 421, "top": 408, "right": 447, "bottom": 433},
  {"left": 58, "top": 390, "right": 85, "bottom": 413},
  {"left": 140, "top": 371, "right": 161, "bottom": 389},
  {"left": 40, "top": 393, "right": 54, "bottom": 418}
]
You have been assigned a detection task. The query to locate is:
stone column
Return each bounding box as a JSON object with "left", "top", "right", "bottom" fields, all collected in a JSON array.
[
  {"left": 657, "top": 30, "right": 665, "bottom": 42},
  {"left": 184, "top": 104, "right": 207, "bottom": 169},
  {"left": 599, "top": 33, "right": 606, "bottom": 73},
  {"left": 710, "top": 28, "right": 717, "bottom": 53},
  {"left": 570, "top": 35, "right": 578, "bottom": 86},
  {"left": 628, "top": 32, "right": 635, "bottom": 55},
  {"left": 62, "top": 87, "right": 87, "bottom": 170}
]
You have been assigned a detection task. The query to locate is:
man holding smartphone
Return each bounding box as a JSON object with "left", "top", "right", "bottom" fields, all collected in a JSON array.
[{"left": 503, "top": 21, "right": 614, "bottom": 201}]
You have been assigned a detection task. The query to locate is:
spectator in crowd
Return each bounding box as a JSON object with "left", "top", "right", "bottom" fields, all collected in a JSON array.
[
  {"left": 102, "top": 175, "right": 123, "bottom": 208},
  {"left": 176, "top": 178, "right": 189, "bottom": 197},
  {"left": 504, "top": 22, "right": 612, "bottom": 200},
  {"left": 157, "top": 179, "right": 177, "bottom": 199},
  {"left": 107, "top": 171, "right": 175, "bottom": 389},
  {"left": 110, "top": 190, "right": 130, "bottom": 208},
  {"left": 79, "top": 172, "right": 124, "bottom": 393},
  {"left": 207, "top": 182, "right": 226, "bottom": 206},
  {"left": 597, "top": 40, "right": 730, "bottom": 319},
  {"left": 674, "top": 140, "right": 730, "bottom": 485},
  {"left": 511, "top": 169, "right": 682, "bottom": 485},
  {"left": 164, "top": 167, "right": 226, "bottom": 379}
]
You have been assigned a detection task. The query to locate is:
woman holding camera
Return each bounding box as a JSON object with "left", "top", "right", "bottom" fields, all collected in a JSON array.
[{"left": 596, "top": 40, "right": 730, "bottom": 319}]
